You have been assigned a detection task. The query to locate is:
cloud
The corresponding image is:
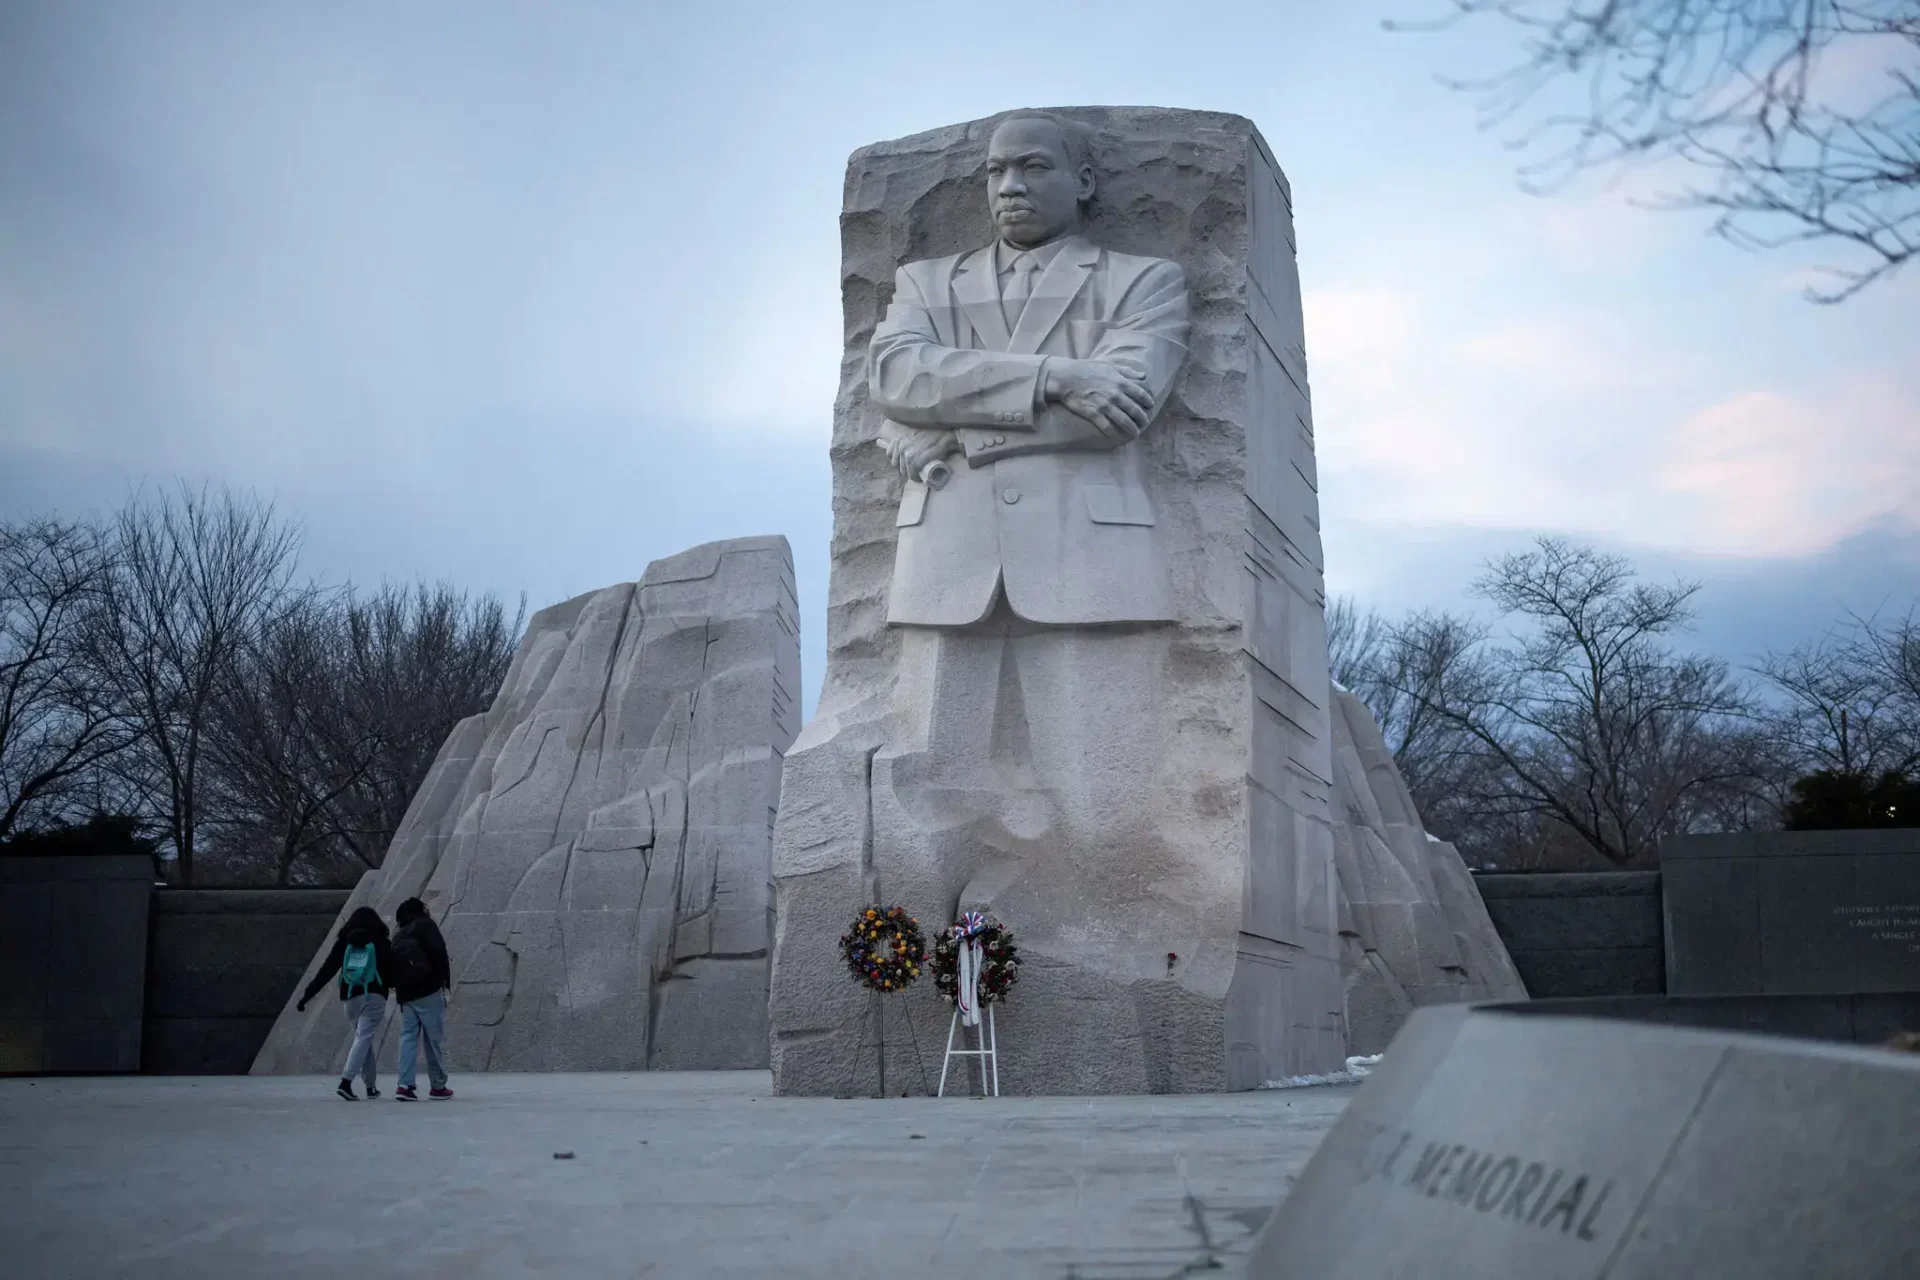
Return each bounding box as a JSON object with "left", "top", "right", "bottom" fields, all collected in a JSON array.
[
  {"left": 1305, "top": 268, "right": 1920, "bottom": 566},
  {"left": 1654, "top": 380, "right": 1920, "bottom": 556},
  {"left": 1306, "top": 286, "right": 1681, "bottom": 529},
  {"left": 1304, "top": 287, "right": 1418, "bottom": 364}
]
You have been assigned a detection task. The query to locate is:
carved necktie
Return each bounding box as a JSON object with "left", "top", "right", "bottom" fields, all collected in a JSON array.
[{"left": 1001, "top": 252, "right": 1037, "bottom": 331}]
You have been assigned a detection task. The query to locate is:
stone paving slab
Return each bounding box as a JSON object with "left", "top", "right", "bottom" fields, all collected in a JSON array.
[{"left": 0, "top": 1071, "right": 1351, "bottom": 1279}]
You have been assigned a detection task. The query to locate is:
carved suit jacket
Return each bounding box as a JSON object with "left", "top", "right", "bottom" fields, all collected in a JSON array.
[{"left": 870, "top": 234, "right": 1190, "bottom": 627}]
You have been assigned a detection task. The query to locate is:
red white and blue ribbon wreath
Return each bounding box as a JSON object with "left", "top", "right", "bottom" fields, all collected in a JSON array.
[{"left": 934, "top": 913, "right": 1019, "bottom": 1023}]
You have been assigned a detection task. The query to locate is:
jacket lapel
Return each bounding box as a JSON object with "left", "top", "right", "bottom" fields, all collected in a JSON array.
[
  {"left": 949, "top": 246, "right": 1011, "bottom": 351},
  {"left": 1009, "top": 235, "right": 1099, "bottom": 355}
]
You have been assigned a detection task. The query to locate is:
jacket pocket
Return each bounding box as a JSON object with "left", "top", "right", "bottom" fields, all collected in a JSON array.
[
  {"left": 1083, "top": 483, "right": 1155, "bottom": 526},
  {"left": 896, "top": 482, "right": 928, "bottom": 528}
]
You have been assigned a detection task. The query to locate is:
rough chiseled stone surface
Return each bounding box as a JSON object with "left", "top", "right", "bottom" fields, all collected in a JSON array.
[
  {"left": 769, "top": 107, "right": 1348, "bottom": 1096},
  {"left": 1327, "top": 687, "right": 1526, "bottom": 1056},
  {"left": 253, "top": 536, "right": 799, "bottom": 1074}
]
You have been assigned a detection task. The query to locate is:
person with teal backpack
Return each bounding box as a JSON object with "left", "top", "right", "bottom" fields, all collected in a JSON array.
[{"left": 296, "top": 906, "right": 394, "bottom": 1100}]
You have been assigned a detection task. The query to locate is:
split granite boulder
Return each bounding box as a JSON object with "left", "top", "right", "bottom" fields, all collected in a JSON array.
[
  {"left": 252, "top": 535, "right": 799, "bottom": 1074},
  {"left": 1328, "top": 685, "right": 1526, "bottom": 1055}
]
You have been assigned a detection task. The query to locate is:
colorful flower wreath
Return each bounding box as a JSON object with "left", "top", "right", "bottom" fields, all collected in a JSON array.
[
  {"left": 932, "top": 912, "right": 1021, "bottom": 1008},
  {"left": 839, "top": 905, "right": 927, "bottom": 993}
]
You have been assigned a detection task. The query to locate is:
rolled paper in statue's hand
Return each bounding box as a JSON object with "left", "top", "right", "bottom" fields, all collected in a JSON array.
[{"left": 873, "top": 440, "right": 952, "bottom": 489}]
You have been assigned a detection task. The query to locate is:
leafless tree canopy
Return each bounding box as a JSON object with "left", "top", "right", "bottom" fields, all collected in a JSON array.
[
  {"left": 1757, "top": 603, "right": 1920, "bottom": 778},
  {"left": 1, "top": 486, "right": 522, "bottom": 885},
  {"left": 1332, "top": 537, "right": 1776, "bottom": 867},
  {"left": 0, "top": 520, "right": 128, "bottom": 839},
  {"left": 82, "top": 484, "right": 305, "bottom": 885},
  {"left": 1395, "top": 0, "right": 1920, "bottom": 300},
  {"left": 198, "top": 582, "right": 521, "bottom": 885}
]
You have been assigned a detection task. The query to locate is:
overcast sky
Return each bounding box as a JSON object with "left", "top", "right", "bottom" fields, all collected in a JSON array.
[{"left": 3, "top": 0, "right": 1915, "bottom": 713}]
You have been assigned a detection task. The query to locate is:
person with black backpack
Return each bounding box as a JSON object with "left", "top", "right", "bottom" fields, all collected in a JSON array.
[
  {"left": 389, "top": 897, "right": 454, "bottom": 1101},
  {"left": 295, "top": 905, "right": 393, "bottom": 1101}
]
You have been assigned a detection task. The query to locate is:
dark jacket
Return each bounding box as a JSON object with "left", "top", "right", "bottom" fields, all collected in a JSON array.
[
  {"left": 302, "top": 909, "right": 393, "bottom": 1004},
  {"left": 391, "top": 915, "right": 452, "bottom": 1005}
]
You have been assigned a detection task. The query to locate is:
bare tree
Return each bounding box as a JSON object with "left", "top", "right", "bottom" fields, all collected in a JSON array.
[
  {"left": 201, "top": 593, "right": 380, "bottom": 884},
  {"left": 1853, "top": 601, "right": 1920, "bottom": 740},
  {"left": 1377, "top": 538, "right": 1760, "bottom": 865},
  {"left": 1757, "top": 621, "right": 1918, "bottom": 777},
  {"left": 1327, "top": 594, "right": 1392, "bottom": 692},
  {"left": 1394, "top": 0, "right": 1920, "bottom": 300},
  {"left": 197, "top": 580, "right": 519, "bottom": 884},
  {"left": 319, "top": 582, "right": 522, "bottom": 870},
  {"left": 0, "top": 519, "right": 132, "bottom": 838},
  {"left": 1327, "top": 595, "right": 1511, "bottom": 847},
  {"left": 1754, "top": 601, "right": 1920, "bottom": 826},
  {"left": 87, "top": 484, "right": 302, "bottom": 884}
]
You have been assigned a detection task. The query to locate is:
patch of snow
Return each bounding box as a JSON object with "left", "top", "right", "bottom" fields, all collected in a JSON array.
[
  {"left": 1260, "top": 1053, "right": 1382, "bottom": 1090},
  {"left": 1330, "top": 678, "right": 1349, "bottom": 693}
]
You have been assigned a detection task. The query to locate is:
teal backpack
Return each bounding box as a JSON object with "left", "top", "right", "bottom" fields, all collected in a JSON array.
[{"left": 342, "top": 942, "right": 381, "bottom": 995}]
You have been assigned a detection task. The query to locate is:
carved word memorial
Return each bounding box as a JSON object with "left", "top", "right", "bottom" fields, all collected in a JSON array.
[{"left": 1250, "top": 1005, "right": 1920, "bottom": 1279}]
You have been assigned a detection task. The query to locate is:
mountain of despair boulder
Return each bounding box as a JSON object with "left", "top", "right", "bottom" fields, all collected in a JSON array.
[{"left": 252, "top": 535, "right": 799, "bottom": 1074}]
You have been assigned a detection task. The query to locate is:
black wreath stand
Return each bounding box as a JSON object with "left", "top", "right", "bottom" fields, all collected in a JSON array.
[
  {"left": 836, "top": 906, "right": 933, "bottom": 1098},
  {"left": 841, "top": 988, "right": 933, "bottom": 1099}
]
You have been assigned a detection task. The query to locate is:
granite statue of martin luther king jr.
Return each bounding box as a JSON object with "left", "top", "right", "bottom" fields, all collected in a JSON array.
[{"left": 871, "top": 111, "right": 1191, "bottom": 627}]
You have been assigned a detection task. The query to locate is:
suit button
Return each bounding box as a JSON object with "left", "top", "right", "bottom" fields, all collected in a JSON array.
[{"left": 1002, "top": 488, "right": 1020, "bottom": 504}]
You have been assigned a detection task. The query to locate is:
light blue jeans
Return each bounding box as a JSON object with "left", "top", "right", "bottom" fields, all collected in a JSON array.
[
  {"left": 398, "top": 990, "right": 448, "bottom": 1090},
  {"left": 340, "top": 992, "right": 385, "bottom": 1089}
]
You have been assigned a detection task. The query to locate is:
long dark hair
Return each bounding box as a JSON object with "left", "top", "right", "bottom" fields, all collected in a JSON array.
[{"left": 340, "top": 905, "right": 389, "bottom": 941}]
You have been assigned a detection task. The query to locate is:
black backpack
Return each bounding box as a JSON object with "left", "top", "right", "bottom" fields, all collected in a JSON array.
[{"left": 390, "top": 927, "right": 436, "bottom": 991}]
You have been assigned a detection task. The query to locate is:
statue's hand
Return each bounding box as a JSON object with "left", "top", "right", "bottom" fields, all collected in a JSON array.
[
  {"left": 888, "top": 429, "right": 959, "bottom": 481},
  {"left": 1043, "top": 359, "right": 1155, "bottom": 441}
]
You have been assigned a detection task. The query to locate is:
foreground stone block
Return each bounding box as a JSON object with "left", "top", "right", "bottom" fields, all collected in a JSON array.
[
  {"left": 769, "top": 107, "right": 1346, "bottom": 1096},
  {"left": 253, "top": 536, "right": 798, "bottom": 1073},
  {"left": 1327, "top": 688, "right": 1525, "bottom": 1053},
  {"left": 1249, "top": 1004, "right": 1920, "bottom": 1278}
]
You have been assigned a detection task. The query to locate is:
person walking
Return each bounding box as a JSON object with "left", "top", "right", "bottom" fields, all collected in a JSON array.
[
  {"left": 389, "top": 897, "right": 454, "bottom": 1101},
  {"left": 296, "top": 906, "right": 393, "bottom": 1100}
]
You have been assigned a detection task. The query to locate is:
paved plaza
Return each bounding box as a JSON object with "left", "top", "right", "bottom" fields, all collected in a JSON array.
[{"left": 2, "top": 1071, "right": 1352, "bottom": 1279}]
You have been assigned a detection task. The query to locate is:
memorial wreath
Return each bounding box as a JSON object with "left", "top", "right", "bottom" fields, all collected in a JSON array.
[
  {"left": 839, "top": 906, "right": 927, "bottom": 993},
  {"left": 933, "top": 912, "right": 1020, "bottom": 1008}
]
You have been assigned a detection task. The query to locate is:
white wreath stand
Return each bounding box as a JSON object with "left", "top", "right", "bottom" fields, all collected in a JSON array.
[{"left": 937, "top": 934, "right": 1001, "bottom": 1097}]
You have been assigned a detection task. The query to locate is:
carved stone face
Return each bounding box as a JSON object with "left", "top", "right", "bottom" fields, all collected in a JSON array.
[{"left": 986, "top": 117, "right": 1093, "bottom": 249}]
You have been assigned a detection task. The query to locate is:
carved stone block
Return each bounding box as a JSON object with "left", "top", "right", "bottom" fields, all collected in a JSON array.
[{"left": 769, "top": 107, "right": 1345, "bottom": 1094}]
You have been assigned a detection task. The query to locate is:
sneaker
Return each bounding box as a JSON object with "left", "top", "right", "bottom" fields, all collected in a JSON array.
[
  {"left": 394, "top": 1086, "right": 418, "bottom": 1102},
  {"left": 336, "top": 1079, "right": 357, "bottom": 1101},
  {"left": 365, "top": 1086, "right": 380, "bottom": 1099},
  {"left": 429, "top": 1086, "right": 455, "bottom": 1101}
]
